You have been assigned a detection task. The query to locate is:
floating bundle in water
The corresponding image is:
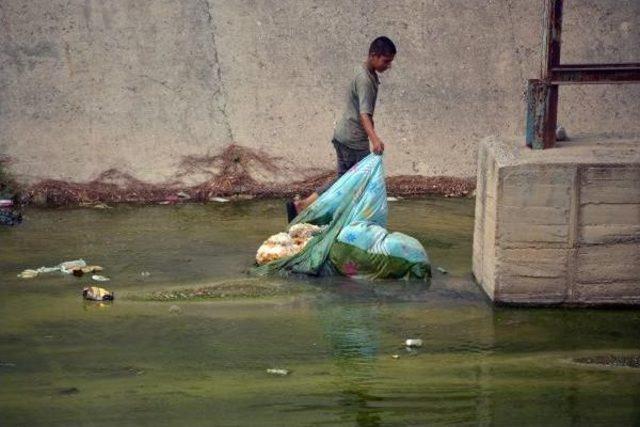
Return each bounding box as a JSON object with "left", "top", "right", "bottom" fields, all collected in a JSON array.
[{"left": 253, "top": 154, "right": 431, "bottom": 280}]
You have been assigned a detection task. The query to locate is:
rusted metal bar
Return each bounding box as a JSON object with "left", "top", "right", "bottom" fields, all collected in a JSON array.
[
  {"left": 550, "top": 63, "right": 640, "bottom": 84},
  {"left": 525, "top": 0, "right": 638, "bottom": 149},
  {"left": 540, "top": 0, "right": 563, "bottom": 79},
  {"left": 526, "top": 79, "right": 558, "bottom": 150}
]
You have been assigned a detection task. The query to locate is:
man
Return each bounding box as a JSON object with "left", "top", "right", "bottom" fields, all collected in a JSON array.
[{"left": 287, "top": 36, "right": 396, "bottom": 222}]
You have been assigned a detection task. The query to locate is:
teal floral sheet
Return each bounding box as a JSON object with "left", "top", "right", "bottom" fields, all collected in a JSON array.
[{"left": 253, "top": 154, "right": 431, "bottom": 280}]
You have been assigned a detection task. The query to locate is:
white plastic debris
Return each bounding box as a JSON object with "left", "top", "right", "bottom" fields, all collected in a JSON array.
[
  {"left": 392, "top": 354, "right": 400, "bottom": 360},
  {"left": 17, "top": 269, "right": 39, "bottom": 279},
  {"left": 141, "top": 271, "right": 151, "bottom": 277},
  {"left": 0, "top": 199, "right": 13, "bottom": 207},
  {"left": 210, "top": 197, "right": 230, "bottom": 203},
  {"left": 387, "top": 197, "right": 399, "bottom": 202},
  {"left": 266, "top": 368, "right": 290, "bottom": 376},
  {"left": 177, "top": 191, "right": 191, "bottom": 200},
  {"left": 37, "top": 266, "right": 61, "bottom": 274},
  {"left": 92, "top": 274, "right": 110, "bottom": 282},
  {"left": 405, "top": 339, "right": 423, "bottom": 348},
  {"left": 59, "top": 259, "right": 87, "bottom": 274},
  {"left": 556, "top": 125, "right": 568, "bottom": 141},
  {"left": 436, "top": 267, "right": 448, "bottom": 274}
]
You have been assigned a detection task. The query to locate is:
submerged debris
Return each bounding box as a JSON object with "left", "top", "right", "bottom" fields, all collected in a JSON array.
[
  {"left": 134, "top": 279, "right": 314, "bottom": 302},
  {"left": 574, "top": 354, "right": 640, "bottom": 369}
]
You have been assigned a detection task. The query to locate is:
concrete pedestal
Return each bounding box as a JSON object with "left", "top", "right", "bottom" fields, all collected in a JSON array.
[{"left": 473, "top": 136, "right": 640, "bottom": 306}]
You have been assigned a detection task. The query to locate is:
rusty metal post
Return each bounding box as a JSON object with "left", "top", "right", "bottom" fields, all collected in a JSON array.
[
  {"left": 526, "top": 0, "right": 563, "bottom": 149},
  {"left": 526, "top": 79, "right": 550, "bottom": 149}
]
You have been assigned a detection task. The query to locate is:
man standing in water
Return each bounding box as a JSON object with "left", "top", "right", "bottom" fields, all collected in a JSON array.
[{"left": 287, "top": 36, "right": 396, "bottom": 222}]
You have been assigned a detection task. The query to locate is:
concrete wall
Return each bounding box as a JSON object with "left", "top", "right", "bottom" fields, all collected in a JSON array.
[
  {"left": 473, "top": 136, "right": 640, "bottom": 305},
  {"left": 1, "top": 0, "right": 639, "bottom": 187}
]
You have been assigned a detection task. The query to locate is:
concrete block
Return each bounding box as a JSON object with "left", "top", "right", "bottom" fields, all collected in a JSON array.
[
  {"left": 580, "top": 225, "right": 640, "bottom": 245},
  {"left": 574, "top": 282, "right": 640, "bottom": 304},
  {"left": 473, "top": 136, "right": 640, "bottom": 306},
  {"left": 581, "top": 204, "right": 640, "bottom": 225},
  {"left": 576, "top": 243, "right": 640, "bottom": 284},
  {"left": 580, "top": 166, "right": 640, "bottom": 204}
]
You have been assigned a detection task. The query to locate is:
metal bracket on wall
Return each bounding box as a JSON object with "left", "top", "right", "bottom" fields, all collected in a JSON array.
[{"left": 525, "top": 0, "right": 640, "bottom": 149}]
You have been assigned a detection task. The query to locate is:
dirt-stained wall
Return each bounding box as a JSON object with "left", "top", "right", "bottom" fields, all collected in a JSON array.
[{"left": 1, "top": 0, "right": 639, "bottom": 190}]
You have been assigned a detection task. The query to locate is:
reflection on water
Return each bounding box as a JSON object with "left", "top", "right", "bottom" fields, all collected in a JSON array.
[{"left": 1, "top": 199, "right": 639, "bottom": 426}]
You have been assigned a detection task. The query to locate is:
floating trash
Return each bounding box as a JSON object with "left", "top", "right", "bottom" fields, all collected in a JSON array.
[
  {"left": 405, "top": 339, "right": 423, "bottom": 348},
  {"left": 141, "top": 271, "right": 151, "bottom": 277},
  {"left": 82, "top": 286, "right": 114, "bottom": 301},
  {"left": 392, "top": 354, "right": 400, "bottom": 359},
  {"left": 436, "top": 267, "right": 448, "bottom": 274},
  {"left": 17, "top": 269, "right": 39, "bottom": 279},
  {"left": 60, "top": 259, "right": 87, "bottom": 274},
  {"left": 266, "top": 368, "right": 290, "bottom": 376},
  {"left": 91, "top": 274, "right": 110, "bottom": 282},
  {"left": 210, "top": 197, "right": 230, "bottom": 203}
]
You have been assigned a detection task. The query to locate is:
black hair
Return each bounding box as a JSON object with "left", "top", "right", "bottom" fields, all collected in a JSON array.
[{"left": 369, "top": 36, "right": 397, "bottom": 56}]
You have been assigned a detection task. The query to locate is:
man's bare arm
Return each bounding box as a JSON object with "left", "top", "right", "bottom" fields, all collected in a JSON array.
[{"left": 359, "top": 113, "right": 384, "bottom": 154}]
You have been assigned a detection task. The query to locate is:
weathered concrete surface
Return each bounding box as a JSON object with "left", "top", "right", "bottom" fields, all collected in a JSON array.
[
  {"left": 1, "top": 1, "right": 640, "bottom": 188},
  {"left": 473, "top": 136, "right": 640, "bottom": 305}
]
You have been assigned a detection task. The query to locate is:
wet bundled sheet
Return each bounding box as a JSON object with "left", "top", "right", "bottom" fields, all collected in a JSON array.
[{"left": 254, "top": 154, "right": 431, "bottom": 280}]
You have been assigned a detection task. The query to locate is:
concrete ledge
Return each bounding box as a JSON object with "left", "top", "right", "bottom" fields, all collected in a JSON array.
[{"left": 473, "top": 135, "right": 640, "bottom": 306}]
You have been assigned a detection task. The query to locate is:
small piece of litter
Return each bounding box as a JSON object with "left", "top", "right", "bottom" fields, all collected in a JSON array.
[
  {"left": 92, "top": 274, "right": 110, "bottom": 282},
  {"left": 556, "top": 125, "right": 568, "bottom": 141},
  {"left": 405, "top": 339, "right": 423, "bottom": 348},
  {"left": 436, "top": 267, "right": 448, "bottom": 274},
  {"left": 210, "top": 197, "right": 230, "bottom": 203},
  {"left": 392, "top": 354, "right": 400, "bottom": 360},
  {"left": 266, "top": 368, "right": 290, "bottom": 376},
  {"left": 387, "top": 197, "right": 399, "bottom": 202},
  {"left": 36, "top": 267, "right": 59, "bottom": 274},
  {"left": 93, "top": 203, "right": 112, "bottom": 209},
  {"left": 18, "top": 269, "right": 39, "bottom": 279},
  {"left": 83, "top": 266, "right": 104, "bottom": 274},
  {"left": 177, "top": 191, "right": 191, "bottom": 200},
  {"left": 0, "top": 199, "right": 14, "bottom": 207},
  {"left": 141, "top": 271, "right": 151, "bottom": 277},
  {"left": 59, "top": 259, "right": 87, "bottom": 274},
  {"left": 169, "top": 305, "right": 182, "bottom": 314},
  {"left": 83, "top": 286, "right": 114, "bottom": 301}
]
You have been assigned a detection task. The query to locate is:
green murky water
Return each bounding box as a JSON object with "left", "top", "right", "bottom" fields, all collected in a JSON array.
[{"left": 1, "top": 199, "right": 639, "bottom": 426}]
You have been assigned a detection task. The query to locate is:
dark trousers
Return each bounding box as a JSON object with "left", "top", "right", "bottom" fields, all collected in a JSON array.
[{"left": 316, "top": 139, "right": 370, "bottom": 195}]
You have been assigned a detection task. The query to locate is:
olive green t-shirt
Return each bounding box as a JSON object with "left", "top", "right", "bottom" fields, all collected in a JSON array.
[{"left": 333, "top": 64, "right": 380, "bottom": 150}]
